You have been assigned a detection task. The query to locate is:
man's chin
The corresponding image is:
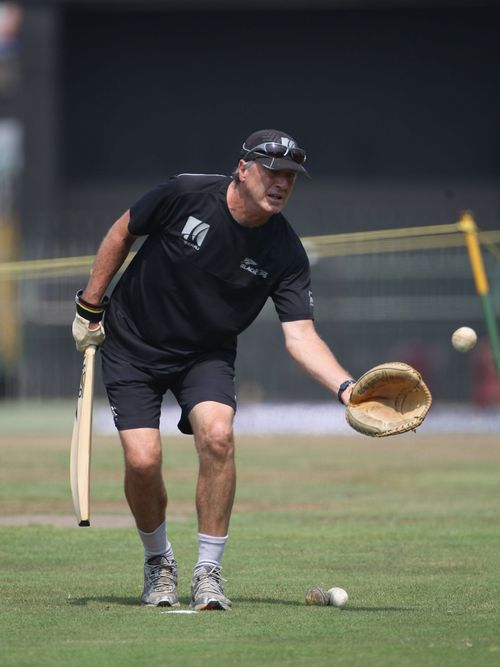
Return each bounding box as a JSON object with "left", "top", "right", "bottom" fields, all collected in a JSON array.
[{"left": 264, "top": 198, "right": 284, "bottom": 214}]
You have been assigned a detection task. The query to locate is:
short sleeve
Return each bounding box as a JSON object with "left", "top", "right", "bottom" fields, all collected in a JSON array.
[
  {"left": 271, "top": 247, "right": 314, "bottom": 322},
  {"left": 128, "top": 177, "right": 179, "bottom": 236}
]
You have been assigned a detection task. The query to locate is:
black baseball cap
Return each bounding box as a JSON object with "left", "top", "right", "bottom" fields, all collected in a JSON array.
[{"left": 240, "top": 129, "right": 309, "bottom": 177}]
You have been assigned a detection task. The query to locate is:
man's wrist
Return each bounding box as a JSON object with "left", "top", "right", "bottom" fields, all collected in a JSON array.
[
  {"left": 75, "top": 289, "right": 109, "bottom": 323},
  {"left": 337, "top": 379, "right": 356, "bottom": 404}
]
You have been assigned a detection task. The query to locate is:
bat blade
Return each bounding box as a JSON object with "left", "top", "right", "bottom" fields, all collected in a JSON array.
[{"left": 70, "top": 345, "right": 96, "bottom": 526}]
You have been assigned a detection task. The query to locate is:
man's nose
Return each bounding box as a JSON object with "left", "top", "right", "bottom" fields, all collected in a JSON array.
[{"left": 274, "top": 173, "right": 293, "bottom": 187}]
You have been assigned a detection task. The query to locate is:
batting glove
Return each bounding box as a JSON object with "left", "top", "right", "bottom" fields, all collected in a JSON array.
[{"left": 72, "top": 290, "right": 109, "bottom": 352}]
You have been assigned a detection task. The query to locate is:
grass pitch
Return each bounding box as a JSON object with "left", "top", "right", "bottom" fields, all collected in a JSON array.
[{"left": 0, "top": 414, "right": 499, "bottom": 667}]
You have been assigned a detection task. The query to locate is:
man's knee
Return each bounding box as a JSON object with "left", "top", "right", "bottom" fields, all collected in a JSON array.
[
  {"left": 120, "top": 429, "right": 162, "bottom": 479},
  {"left": 126, "top": 453, "right": 162, "bottom": 481},
  {"left": 189, "top": 403, "right": 235, "bottom": 460},
  {"left": 195, "top": 418, "right": 235, "bottom": 462}
]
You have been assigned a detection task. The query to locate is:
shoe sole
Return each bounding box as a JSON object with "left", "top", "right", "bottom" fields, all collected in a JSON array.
[
  {"left": 191, "top": 599, "right": 231, "bottom": 611},
  {"left": 142, "top": 599, "right": 180, "bottom": 608}
]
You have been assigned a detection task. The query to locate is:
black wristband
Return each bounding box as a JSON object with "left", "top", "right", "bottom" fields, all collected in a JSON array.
[
  {"left": 75, "top": 289, "right": 109, "bottom": 323},
  {"left": 337, "top": 379, "right": 356, "bottom": 404}
]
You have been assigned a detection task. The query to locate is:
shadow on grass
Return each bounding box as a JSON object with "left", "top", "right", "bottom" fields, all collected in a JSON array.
[
  {"left": 236, "top": 597, "right": 415, "bottom": 612},
  {"left": 68, "top": 597, "right": 415, "bottom": 613},
  {"left": 68, "top": 596, "right": 302, "bottom": 608},
  {"left": 235, "top": 598, "right": 417, "bottom": 613},
  {"left": 68, "top": 596, "right": 140, "bottom": 607},
  {"left": 237, "top": 597, "right": 303, "bottom": 606},
  {"left": 342, "top": 607, "right": 415, "bottom": 613}
]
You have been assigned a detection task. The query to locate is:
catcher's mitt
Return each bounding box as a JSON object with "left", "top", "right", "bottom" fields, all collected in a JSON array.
[{"left": 345, "top": 362, "right": 432, "bottom": 437}]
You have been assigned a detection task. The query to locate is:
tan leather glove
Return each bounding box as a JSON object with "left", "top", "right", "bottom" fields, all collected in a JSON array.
[{"left": 345, "top": 361, "right": 432, "bottom": 437}]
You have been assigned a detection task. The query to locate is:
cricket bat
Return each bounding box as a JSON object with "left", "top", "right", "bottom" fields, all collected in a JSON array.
[{"left": 70, "top": 345, "right": 96, "bottom": 526}]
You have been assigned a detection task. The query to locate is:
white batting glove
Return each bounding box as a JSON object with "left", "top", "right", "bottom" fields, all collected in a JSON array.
[
  {"left": 72, "top": 314, "right": 106, "bottom": 352},
  {"left": 72, "top": 289, "right": 109, "bottom": 353}
]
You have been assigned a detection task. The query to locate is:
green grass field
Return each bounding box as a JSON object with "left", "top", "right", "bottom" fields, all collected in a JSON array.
[{"left": 1, "top": 413, "right": 499, "bottom": 666}]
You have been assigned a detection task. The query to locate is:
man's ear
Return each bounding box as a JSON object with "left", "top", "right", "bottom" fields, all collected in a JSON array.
[{"left": 237, "top": 159, "right": 248, "bottom": 182}]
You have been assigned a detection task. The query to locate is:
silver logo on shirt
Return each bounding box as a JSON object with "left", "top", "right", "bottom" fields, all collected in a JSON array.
[
  {"left": 181, "top": 216, "right": 210, "bottom": 250},
  {"left": 240, "top": 257, "right": 269, "bottom": 279}
]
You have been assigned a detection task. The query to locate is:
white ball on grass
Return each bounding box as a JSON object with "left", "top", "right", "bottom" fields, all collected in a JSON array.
[{"left": 328, "top": 587, "right": 349, "bottom": 608}]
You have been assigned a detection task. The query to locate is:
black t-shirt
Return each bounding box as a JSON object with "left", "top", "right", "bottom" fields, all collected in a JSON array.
[{"left": 103, "top": 174, "right": 313, "bottom": 370}]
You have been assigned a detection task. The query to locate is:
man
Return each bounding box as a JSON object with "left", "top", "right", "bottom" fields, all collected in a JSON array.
[{"left": 72, "top": 129, "right": 355, "bottom": 611}]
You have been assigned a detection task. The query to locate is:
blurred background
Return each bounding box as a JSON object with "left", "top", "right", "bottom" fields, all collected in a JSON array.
[{"left": 1, "top": 0, "right": 499, "bottom": 426}]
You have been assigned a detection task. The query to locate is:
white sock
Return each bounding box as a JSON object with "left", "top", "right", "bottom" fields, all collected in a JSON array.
[
  {"left": 195, "top": 532, "right": 229, "bottom": 571},
  {"left": 137, "top": 521, "right": 174, "bottom": 561}
]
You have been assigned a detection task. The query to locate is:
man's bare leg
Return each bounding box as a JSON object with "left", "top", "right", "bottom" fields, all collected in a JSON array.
[
  {"left": 188, "top": 401, "right": 235, "bottom": 610},
  {"left": 189, "top": 402, "right": 236, "bottom": 536},
  {"left": 119, "top": 427, "right": 166, "bottom": 532},
  {"left": 119, "top": 427, "right": 178, "bottom": 607}
]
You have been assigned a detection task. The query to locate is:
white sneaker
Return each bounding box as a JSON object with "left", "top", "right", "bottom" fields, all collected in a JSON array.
[
  {"left": 190, "top": 564, "right": 232, "bottom": 611},
  {"left": 141, "top": 554, "right": 179, "bottom": 607}
]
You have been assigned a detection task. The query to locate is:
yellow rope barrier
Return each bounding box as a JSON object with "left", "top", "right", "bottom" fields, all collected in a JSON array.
[
  {"left": 301, "top": 221, "right": 462, "bottom": 246},
  {"left": 0, "top": 225, "right": 498, "bottom": 279}
]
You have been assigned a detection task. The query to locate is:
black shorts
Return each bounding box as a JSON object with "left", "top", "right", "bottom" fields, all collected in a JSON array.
[{"left": 101, "top": 351, "right": 236, "bottom": 435}]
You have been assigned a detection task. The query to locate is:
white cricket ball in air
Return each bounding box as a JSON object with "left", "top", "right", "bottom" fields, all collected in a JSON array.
[
  {"left": 328, "top": 587, "right": 349, "bottom": 608},
  {"left": 451, "top": 326, "right": 477, "bottom": 353}
]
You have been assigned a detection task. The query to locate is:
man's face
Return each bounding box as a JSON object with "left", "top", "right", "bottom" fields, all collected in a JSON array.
[{"left": 239, "top": 161, "right": 297, "bottom": 216}]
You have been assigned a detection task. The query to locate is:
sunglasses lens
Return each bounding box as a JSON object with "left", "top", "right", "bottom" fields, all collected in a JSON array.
[
  {"left": 243, "top": 142, "right": 307, "bottom": 165},
  {"left": 262, "top": 144, "right": 307, "bottom": 164},
  {"left": 289, "top": 148, "right": 306, "bottom": 164},
  {"left": 262, "top": 143, "right": 287, "bottom": 157}
]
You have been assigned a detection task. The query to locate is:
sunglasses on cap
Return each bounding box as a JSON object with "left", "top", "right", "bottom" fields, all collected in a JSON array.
[{"left": 242, "top": 141, "right": 307, "bottom": 165}]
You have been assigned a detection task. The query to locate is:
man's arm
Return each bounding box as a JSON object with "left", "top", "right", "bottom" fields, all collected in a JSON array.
[
  {"left": 82, "top": 210, "right": 137, "bottom": 303},
  {"left": 72, "top": 210, "right": 138, "bottom": 351},
  {"left": 281, "top": 319, "right": 355, "bottom": 405}
]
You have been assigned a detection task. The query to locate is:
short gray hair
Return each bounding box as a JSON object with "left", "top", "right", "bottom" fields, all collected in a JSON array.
[{"left": 232, "top": 160, "right": 255, "bottom": 183}]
